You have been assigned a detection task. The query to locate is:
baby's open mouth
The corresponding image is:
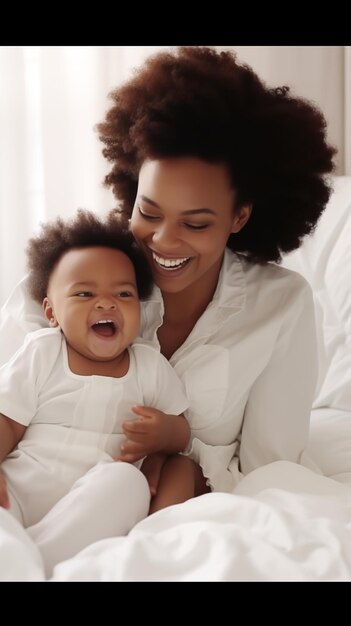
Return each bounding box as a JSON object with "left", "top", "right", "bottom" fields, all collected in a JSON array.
[{"left": 91, "top": 320, "right": 117, "bottom": 337}]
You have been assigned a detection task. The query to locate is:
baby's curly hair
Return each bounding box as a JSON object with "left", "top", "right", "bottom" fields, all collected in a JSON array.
[
  {"left": 26, "top": 209, "right": 153, "bottom": 303},
  {"left": 97, "top": 46, "right": 336, "bottom": 263}
]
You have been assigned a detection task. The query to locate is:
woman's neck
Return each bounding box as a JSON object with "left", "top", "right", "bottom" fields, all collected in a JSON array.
[
  {"left": 162, "top": 256, "right": 222, "bottom": 326},
  {"left": 162, "top": 284, "right": 212, "bottom": 327},
  {"left": 157, "top": 258, "right": 223, "bottom": 360}
]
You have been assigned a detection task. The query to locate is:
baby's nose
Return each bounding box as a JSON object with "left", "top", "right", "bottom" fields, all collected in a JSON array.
[{"left": 96, "top": 298, "right": 116, "bottom": 310}]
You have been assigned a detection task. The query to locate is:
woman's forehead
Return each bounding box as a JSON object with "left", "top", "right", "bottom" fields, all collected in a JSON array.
[{"left": 138, "top": 157, "right": 235, "bottom": 210}]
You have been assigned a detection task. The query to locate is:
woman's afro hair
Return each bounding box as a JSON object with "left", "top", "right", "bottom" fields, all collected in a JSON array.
[
  {"left": 97, "top": 46, "right": 336, "bottom": 263},
  {"left": 26, "top": 209, "right": 153, "bottom": 302}
]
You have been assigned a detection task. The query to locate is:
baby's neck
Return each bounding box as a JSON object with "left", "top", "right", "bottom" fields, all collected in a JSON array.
[{"left": 66, "top": 344, "right": 130, "bottom": 378}]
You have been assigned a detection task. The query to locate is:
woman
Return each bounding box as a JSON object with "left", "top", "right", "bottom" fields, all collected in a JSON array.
[
  {"left": 97, "top": 46, "right": 335, "bottom": 490},
  {"left": 0, "top": 47, "right": 335, "bottom": 570}
]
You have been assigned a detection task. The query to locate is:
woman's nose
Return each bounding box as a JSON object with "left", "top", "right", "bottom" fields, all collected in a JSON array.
[{"left": 152, "top": 223, "right": 180, "bottom": 248}]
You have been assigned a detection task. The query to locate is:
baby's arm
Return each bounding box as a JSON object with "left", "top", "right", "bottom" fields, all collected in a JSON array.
[{"left": 0, "top": 413, "right": 26, "bottom": 508}]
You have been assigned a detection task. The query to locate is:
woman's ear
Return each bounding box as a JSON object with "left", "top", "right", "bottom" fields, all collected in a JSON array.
[
  {"left": 231, "top": 204, "right": 252, "bottom": 234},
  {"left": 43, "top": 297, "right": 58, "bottom": 327}
]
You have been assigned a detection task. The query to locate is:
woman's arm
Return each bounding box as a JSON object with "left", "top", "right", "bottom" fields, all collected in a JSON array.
[{"left": 239, "top": 278, "right": 318, "bottom": 474}]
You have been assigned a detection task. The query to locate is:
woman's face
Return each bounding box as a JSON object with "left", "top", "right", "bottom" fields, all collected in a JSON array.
[{"left": 130, "top": 157, "right": 251, "bottom": 294}]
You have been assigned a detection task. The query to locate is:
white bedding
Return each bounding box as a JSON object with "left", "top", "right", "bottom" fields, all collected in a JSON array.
[
  {"left": 1, "top": 176, "right": 351, "bottom": 581},
  {"left": 49, "top": 457, "right": 351, "bottom": 582},
  {"left": 1, "top": 451, "right": 351, "bottom": 581}
]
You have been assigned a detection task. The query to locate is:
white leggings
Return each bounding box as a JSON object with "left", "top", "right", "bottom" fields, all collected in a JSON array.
[{"left": 25, "top": 462, "right": 150, "bottom": 578}]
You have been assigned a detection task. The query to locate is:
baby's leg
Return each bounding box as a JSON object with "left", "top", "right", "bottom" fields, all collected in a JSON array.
[
  {"left": 27, "top": 461, "right": 150, "bottom": 578},
  {"left": 149, "top": 455, "right": 209, "bottom": 514},
  {"left": 141, "top": 452, "right": 168, "bottom": 496}
]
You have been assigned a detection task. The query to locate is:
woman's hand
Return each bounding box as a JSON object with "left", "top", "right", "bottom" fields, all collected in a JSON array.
[
  {"left": 117, "top": 406, "right": 191, "bottom": 463},
  {"left": 0, "top": 468, "right": 10, "bottom": 509}
]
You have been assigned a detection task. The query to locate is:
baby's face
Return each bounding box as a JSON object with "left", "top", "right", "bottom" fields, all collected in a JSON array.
[{"left": 44, "top": 247, "right": 141, "bottom": 363}]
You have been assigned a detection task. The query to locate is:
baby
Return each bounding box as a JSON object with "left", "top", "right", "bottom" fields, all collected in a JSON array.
[{"left": 0, "top": 210, "right": 194, "bottom": 556}]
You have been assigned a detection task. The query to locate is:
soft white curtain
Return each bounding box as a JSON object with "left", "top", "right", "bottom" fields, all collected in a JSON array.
[
  {"left": 345, "top": 47, "right": 351, "bottom": 173},
  {"left": 0, "top": 46, "right": 349, "bottom": 306}
]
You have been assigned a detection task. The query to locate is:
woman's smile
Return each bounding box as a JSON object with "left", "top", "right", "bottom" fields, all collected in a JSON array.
[{"left": 150, "top": 249, "right": 193, "bottom": 274}]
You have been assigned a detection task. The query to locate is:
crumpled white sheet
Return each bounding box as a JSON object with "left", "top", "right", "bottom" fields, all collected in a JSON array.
[
  {"left": 1, "top": 460, "right": 351, "bottom": 582},
  {"left": 49, "top": 492, "right": 351, "bottom": 582},
  {"left": 0, "top": 508, "right": 44, "bottom": 581},
  {"left": 49, "top": 461, "right": 351, "bottom": 582}
]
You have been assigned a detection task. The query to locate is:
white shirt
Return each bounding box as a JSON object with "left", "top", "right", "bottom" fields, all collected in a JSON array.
[
  {"left": 0, "top": 249, "right": 318, "bottom": 493},
  {"left": 0, "top": 328, "right": 188, "bottom": 526}
]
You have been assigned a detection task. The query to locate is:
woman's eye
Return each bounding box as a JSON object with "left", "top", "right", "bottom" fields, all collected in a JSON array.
[
  {"left": 138, "top": 206, "right": 160, "bottom": 220},
  {"left": 138, "top": 205, "right": 210, "bottom": 230},
  {"left": 184, "top": 223, "right": 210, "bottom": 231}
]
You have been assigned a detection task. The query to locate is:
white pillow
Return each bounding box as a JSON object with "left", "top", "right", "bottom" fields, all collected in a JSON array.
[
  {"left": 308, "top": 408, "right": 351, "bottom": 484},
  {"left": 282, "top": 176, "right": 351, "bottom": 411},
  {"left": 0, "top": 276, "right": 46, "bottom": 368}
]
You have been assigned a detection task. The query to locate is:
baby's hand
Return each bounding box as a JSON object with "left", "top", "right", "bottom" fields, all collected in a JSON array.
[
  {"left": 0, "top": 469, "right": 10, "bottom": 509},
  {"left": 141, "top": 452, "right": 168, "bottom": 496},
  {"left": 118, "top": 406, "right": 188, "bottom": 463}
]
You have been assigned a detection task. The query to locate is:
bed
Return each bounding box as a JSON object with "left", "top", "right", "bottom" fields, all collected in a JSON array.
[{"left": 1, "top": 177, "right": 351, "bottom": 581}]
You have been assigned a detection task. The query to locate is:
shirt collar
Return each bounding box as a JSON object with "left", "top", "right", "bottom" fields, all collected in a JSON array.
[{"left": 212, "top": 248, "right": 246, "bottom": 312}]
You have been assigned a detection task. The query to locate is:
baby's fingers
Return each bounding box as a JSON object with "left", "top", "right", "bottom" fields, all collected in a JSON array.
[
  {"left": 117, "top": 440, "right": 147, "bottom": 463},
  {"left": 116, "top": 452, "right": 145, "bottom": 463},
  {"left": 121, "top": 425, "right": 150, "bottom": 444},
  {"left": 122, "top": 419, "right": 148, "bottom": 435}
]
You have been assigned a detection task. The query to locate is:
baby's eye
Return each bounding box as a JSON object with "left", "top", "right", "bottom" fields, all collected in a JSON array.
[
  {"left": 75, "top": 291, "right": 92, "bottom": 298},
  {"left": 118, "top": 291, "right": 133, "bottom": 298}
]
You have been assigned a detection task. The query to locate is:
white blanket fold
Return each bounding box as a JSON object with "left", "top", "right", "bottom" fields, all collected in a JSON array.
[{"left": 1, "top": 456, "right": 351, "bottom": 582}]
